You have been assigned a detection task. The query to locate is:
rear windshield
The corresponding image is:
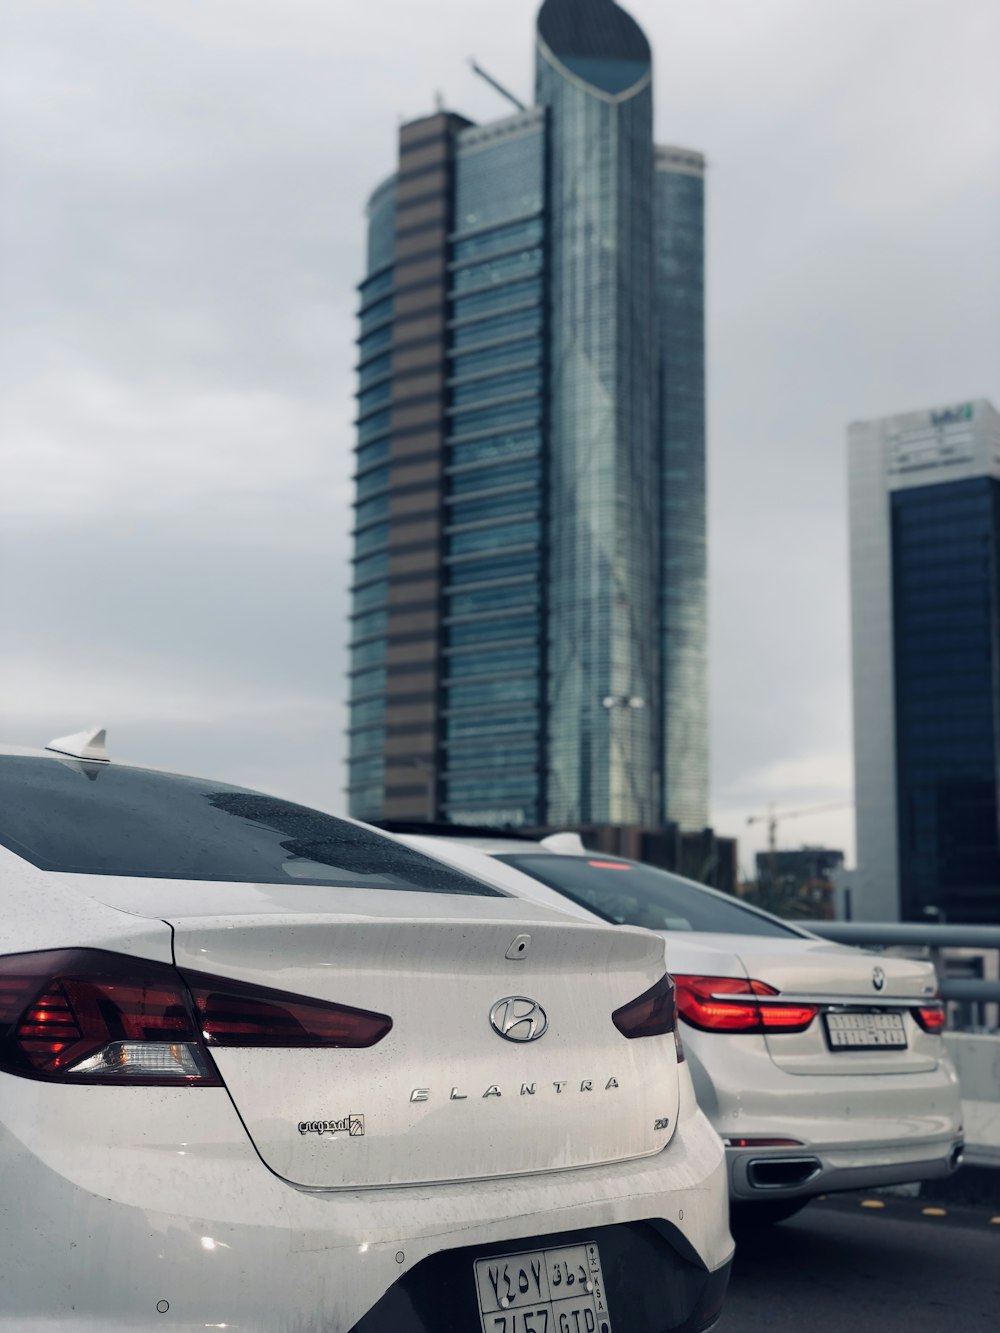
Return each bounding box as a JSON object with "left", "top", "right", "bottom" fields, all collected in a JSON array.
[
  {"left": 498, "top": 854, "right": 803, "bottom": 937},
  {"left": 0, "top": 756, "right": 504, "bottom": 895}
]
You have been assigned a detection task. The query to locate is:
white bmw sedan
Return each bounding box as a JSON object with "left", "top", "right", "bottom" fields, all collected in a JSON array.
[
  {"left": 401, "top": 833, "right": 965, "bottom": 1228},
  {"left": 0, "top": 739, "right": 732, "bottom": 1333}
]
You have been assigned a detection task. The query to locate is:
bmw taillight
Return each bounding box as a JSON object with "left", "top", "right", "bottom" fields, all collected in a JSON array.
[
  {"left": 913, "top": 1001, "right": 947, "bottom": 1033},
  {"left": 673, "top": 974, "right": 818, "bottom": 1034},
  {"left": 612, "top": 973, "right": 676, "bottom": 1039},
  {"left": 0, "top": 949, "right": 391, "bottom": 1085}
]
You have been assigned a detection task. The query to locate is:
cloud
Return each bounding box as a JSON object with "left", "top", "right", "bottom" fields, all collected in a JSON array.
[
  {"left": 1, "top": 641, "right": 337, "bottom": 730},
  {"left": 1, "top": 0, "right": 997, "bottom": 866},
  {"left": 1, "top": 365, "right": 352, "bottom": 522}
]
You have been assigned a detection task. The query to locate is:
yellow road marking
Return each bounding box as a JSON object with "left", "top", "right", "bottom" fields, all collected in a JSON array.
[
  {"left": 860, "top": 1199, "right": 886, "bottom": 1209},
  {"left": 921, "top": 1207, "right": 947, "bottom": 1217},
  {"left": 990, "top": 1217, "right": 1000, "bottom": 1226}
]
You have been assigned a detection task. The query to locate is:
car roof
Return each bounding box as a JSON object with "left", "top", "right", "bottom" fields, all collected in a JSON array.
[
  {"left": 407, "top": 833, "right": 817, "bottom": 941},
  {"left": 435, "top": 835, "right": 551, "bottom": 854}
]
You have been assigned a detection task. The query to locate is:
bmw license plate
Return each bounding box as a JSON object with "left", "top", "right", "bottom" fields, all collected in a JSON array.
[
  {"left": 824, "top": 1010, "right": 907, "bottom": 1050},
  {"left": 474, "top": 1241, "right": 613, "bottom": 1333}
]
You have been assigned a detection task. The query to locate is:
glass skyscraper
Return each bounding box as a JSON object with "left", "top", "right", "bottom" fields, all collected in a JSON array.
[
  {"left": 348, "top": 0, "right": 708, "bottom": 833},
  {"left": 849, "top": 398, "right": 1000, "bottom": 923}
]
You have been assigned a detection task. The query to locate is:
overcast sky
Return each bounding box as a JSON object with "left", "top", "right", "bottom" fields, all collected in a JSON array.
[{"left": 2, "top": 0, "right": 998, "bottom": 875}]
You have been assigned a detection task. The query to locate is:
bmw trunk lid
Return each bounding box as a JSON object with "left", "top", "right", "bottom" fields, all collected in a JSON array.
[
  {"left": 161, "top": 889, "right": 679, "bottom": 1188},
  {"left": 703, "top": 934, "right": 943, "bottom": 1075}
]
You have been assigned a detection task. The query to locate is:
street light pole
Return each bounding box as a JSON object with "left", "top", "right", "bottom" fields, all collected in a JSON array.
[{"left": 601, "top": 694, "right": 646, "bottom": 824}]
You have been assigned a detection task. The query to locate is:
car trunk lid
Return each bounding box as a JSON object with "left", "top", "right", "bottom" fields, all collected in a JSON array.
[
  {"left": 704, "top": 935, "right": 942, "bottom": 1075},
  {"left": 164, "top": 892, "right": 678, "bottom": 1188}
]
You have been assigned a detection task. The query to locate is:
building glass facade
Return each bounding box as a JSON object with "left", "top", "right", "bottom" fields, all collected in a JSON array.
[
  {"left": 348, "top": 0, "right": 709, "bottom": 834},
  {"left": 891, "top": 477, "right": 1000, "bottom": 923},
  {"left": 348, "top": 175, "right": 396, "bottom": 820},
  {"left": 443, "top": 112, "right": 547, "bottom": 825},
  {"left": 537, "top": 0, "right": 659, "bottom": 826},
  {"left": 655, "top": 149, "right": 708, "bottom": 830},
  {"left": 849, "top": 398, "right": 1000, "bottom": 923}
]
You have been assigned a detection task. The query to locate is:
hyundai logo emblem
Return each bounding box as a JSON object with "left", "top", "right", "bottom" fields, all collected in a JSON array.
[
  {"left": 489, "top": 996, "right": 548, "bottom": 1043},
  {"left": 872, "top": 966, "right": 886, "bottom": 992}
]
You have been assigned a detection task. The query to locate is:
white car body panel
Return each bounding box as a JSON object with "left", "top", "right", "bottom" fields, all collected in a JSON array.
[
  {"left": 165, "top": 903, "right": 678, "bottom": 1187},
  {"left": 0, "top": 1063, "right": 727, "bottom": 1332},
  {"left": 0, "top": 747, "right": 732, "bottom": 1330},
  {"left": 403, "top": 835, "right": 965, "bottom": 1204}
]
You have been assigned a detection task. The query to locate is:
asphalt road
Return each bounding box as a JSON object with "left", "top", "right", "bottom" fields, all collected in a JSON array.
[{"left": 716, "top": 1192, "right": 1000, "bottom": 1332}]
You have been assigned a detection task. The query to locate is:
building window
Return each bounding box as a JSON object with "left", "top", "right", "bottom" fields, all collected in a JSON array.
[
  {"left": 453, "top": 248, "right": 543, "bottom": 294},
  {"left": 451, "top": 367, "right": 542, "bottom": 407},
  {"left": 452, "top": 278, "right": 542, "bottom": 323},
  {"left": 352, "top": 580, "right": 388, "bottom": 612},
  {"left": 451, "top": 307, "right": 544, "bottom": 350},
  {"left": 449, "top": 492, "right": 540, "bottom": 526},
  {"left": 446, "top": 551, "right": 538, "bottom": 585},
  {"left": 448, "top": 429, "right": 542, "bottom": 469},
  {"left": 449, "top": 399, "right": 540, "bottom": 437},
  {"left": 359, "top": 295, "right": 393, "bottom": 336},
  {"left": 453, "top": 218, "right": 544, "bottom": 264}
]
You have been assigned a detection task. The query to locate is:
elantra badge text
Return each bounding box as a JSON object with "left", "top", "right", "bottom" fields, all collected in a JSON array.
[
  {"left": 489, "top": 995, "right": 548, "bottom": 1043},
  {"left": 410, "top": 1078, "right": 620, "bottom": 1103}
]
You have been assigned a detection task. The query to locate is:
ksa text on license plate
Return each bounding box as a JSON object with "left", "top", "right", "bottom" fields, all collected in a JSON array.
[{"left": 474, "top": 1240, "right": 612, "bottom": 1333}]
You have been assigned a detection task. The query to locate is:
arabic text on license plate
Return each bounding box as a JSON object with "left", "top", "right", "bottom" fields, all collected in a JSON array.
[
  {"left": 474, "top": 1240, "right": 613, "bottom": 1333},
  {"left": 824, "top": 1011, "right": 907, "bottom": 1050}
]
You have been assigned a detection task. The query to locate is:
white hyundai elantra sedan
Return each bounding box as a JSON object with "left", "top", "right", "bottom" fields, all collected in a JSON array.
[
  {"left": 0, "top": 737, "right": 732, "bottom": 1333},
  {"left": 400, "top": 832, "right": 964, "bottom": 1228}
]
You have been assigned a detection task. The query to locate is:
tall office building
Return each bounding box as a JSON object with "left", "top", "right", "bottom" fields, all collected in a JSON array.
[
  {"left": 348, "top": 0, "right": 707, "bottom": 832},
  {"left": 849, "top": 398, "right": 1000, "bottom": 923}
]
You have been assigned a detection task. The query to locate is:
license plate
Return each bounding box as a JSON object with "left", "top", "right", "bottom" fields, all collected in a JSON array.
[
  {"left": 824, "top": 1010, "right": 907, "bottom": 1050},
  {"left": 474, "top": 1241, "right": 613, "bottom": 1333}
]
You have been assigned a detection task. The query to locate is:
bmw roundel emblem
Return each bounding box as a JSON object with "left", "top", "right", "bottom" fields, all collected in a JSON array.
[
  {"left": 872, "top": 966, "right": 886, "bottom": 992},
  {"left": 489, "top": 996, "right": 548, "bottom": 1043}
]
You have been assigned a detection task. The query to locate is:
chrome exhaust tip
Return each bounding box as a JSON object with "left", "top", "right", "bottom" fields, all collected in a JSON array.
[{"left": 746, "top": 1156, "right": 822, "bottom": 1191}]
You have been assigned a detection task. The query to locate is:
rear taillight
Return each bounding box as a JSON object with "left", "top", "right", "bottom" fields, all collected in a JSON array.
[
  {"left": 612, "top": 973, "right": 676, "bottom": 1039},
  {"left": 673, "top": 974, "right": 818, "bottom": 1034},
  {"left": 0, "top": 949, "right": 392, "bottom": 1085},
  {"left": 913, "top": 1002, "right": 946, "bottom": 1033},
  {"left": 0, "top": 949, "right": 219, "bottom": 1084},
  {"left": 184, "top": 973, "right": 392, "bottom": 1049}
]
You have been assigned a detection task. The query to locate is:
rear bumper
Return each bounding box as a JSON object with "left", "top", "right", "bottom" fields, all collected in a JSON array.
[
  {"left": 726, "top": 1133, "right": 965, "bottom": 1201},
  {"left": 682, "top": 1031, "right": 964, "bottom": 1202},
  {"left": 0, "top": 1067, "right": 732, "bottom": 1331},
  {"left": 352, "top": 1222, "right": 733, "bottom": 1333}
]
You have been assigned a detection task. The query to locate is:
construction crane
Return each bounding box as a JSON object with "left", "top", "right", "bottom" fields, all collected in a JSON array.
[{"left": 746, "top": 801, "right": 853, "bottom": 857}]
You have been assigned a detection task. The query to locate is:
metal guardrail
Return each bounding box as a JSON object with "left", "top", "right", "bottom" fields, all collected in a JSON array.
[
  {"left": 803, "top": 922, "right": 1000, "bottom": 948},
  {"left": 801, "top": 921, "right": 1000, "bottom": 1004}
]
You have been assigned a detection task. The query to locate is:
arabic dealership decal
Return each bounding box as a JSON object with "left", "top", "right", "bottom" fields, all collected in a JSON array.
[{"left": 298, "top": 1115, "right": 365, "bottom": 1137}]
